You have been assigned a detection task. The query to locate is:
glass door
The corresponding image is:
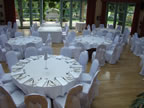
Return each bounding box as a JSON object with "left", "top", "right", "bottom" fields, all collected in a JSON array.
[
  {"left": 60, "top": 0, "right": 87, "bottom": 29},
  {"left": 15, "top": 0, "right": 43, "bottom": 28},
  {"left": 106, "top": 2, "right": 135, "bottom": 33}
]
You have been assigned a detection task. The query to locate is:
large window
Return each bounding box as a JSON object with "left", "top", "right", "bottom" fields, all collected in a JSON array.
[{"left": 15, "top": 0, "right": 87, "bottom": 29}]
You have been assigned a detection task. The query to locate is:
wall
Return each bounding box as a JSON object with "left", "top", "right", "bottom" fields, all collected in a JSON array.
[
  {"left": 95, "top": 0, "right": 102, "bottom": 27},
  {"left": 0, "top": 0, "right": 5, "bottom": 25}
]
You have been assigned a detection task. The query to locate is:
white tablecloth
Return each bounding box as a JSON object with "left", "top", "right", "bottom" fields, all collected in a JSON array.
[
  {"left": 7, "top": 36, "right": 42, "bottom": 52},
  {"left": 41, "top": 22, "right": 60, "bottom": 27},
  {"left": 74, "top": 35, "right": 113, "bottom": 50},
  {"left": 76, "top": 22, "right": 86, "bottom": 32},
  {"left": 95, "top": 28, "right": 120, "bottom": 36},
  {"left": 38, "top": 26, "right": 62, "bottom": 43},
  {"left": 11, "top": 55, "right": 82, "bottom": 99}
]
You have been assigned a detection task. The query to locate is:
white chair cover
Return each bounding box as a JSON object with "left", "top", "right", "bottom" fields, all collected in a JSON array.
[
  {"left": 24, "top": 93, "right": 52, "bottom": 108},
  {"left": 25, "top": 47, "right": 38, "bottom": 58},
  {"left": 15, "top": 32, "right": 23, "bottom": 37},
  {"left": 108, "top": 24, "right": 114, "bottom": 29},
  {"left": 60, "top": 47, "right": 72, "bottom": 58},
  {"left": 116, "top": 25, "right": 121, "bottom": 31},
  {"left": 54, "top": 84, "right": 82, "bottom": 108},
  {"left": 0, "top": 64, "right": 12, "bottom": 83},
  {"left": 99, "top": 24, "right": 104, "bottom": 28},
  {"left": 0, "top": 34, "right": 8, "bottom": 48},
  {"left": 87, "top": 25, "right": 91, "bottom": 31},
  {"left": 82, "top": 29, "right": 91, "bottom": 36},
  {"left": 78, "top": 51, "right": 88, "bottom": 72},
  {"left": 5, "top": 51, "right": 18, "bottom": 71},
  {"left": 80, "top": 70, "right": 100, "bottom": 108},
  {"left": 113, "top": 35, "right": 120, "bottom": 44},
  {"left": 38, "top": 46, "right": 53, "bottom": 55},
  {"left": 92, "top": 24, "right": 96, "bottom": 31},
  {"left": 0, "top": 48, "right": 6, "bottom": 61}
]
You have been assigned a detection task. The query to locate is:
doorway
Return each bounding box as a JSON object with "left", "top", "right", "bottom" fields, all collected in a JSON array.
[{"left": 106, "top": 2, "right": 135, "bottom": 33}]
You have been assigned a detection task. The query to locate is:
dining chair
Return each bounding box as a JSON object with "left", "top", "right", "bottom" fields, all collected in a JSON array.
[
  {"left": 38, "top": 46, "right": 53, "bottom": 55},
  {"left": 87, "top": 24, "right": 91, "bottom": 31},
  {"left": 5, "top": 43, "right": 23, "bottom": 60},
  {"left": 5, "top": 51, "right": 19, "bottom": 71},
  {"left": 26, "top": 43, "right": 36, "bottom": 48},
  {"left": 105, "top": 43, "right": 121, "bottom": 64},
  {"left": 116, "top": 25, "right": 122, "bottom": 31},
  {"left": 13, "top": 22, "right": 18, "bottom": 31},
  {"left": 0, "top": 85, "right": 25, "bottom": 108},
  {"left": 96, "top": 31, "right": 104, "bottom": 36},
  {"left": 0, "top": 34, "right": 8, "bottom": 48},
  {"left": 105, "top": 32, "right": 114, "bottom": 41},
  {"left": 0, "top": 47, "right": 6, "bottom": 61},
  {"left": 80, "top": 59, "right": 99, "bottom": 84},
  {"left": 60, "top": 47, "right": 73, "bottom": 58},
  {"left": 92, "top": 44, "right": 106, "bottom": 65},
  {"left": 25, "top": 93, "right": 52, "bottom": 108},
  {"left": 80, "top": 71, "right": 100, "bottom": 108},
  {"left": 32, "top": 31, "right": 39, "bottom": 37},
  {"left": 108, "top": 24, "right": 114, "bottom": 29},
  {"left": 54, "top": 84, "right": 83, "bottom": 108},
  {"left": 15, "top": 32, "right": 23, "bottom": 37},
  {"left": 78, "top": 51, "right": 88, "bottom": 73},
  {"left": 113, "top": 35, "right": 120, "bottom": 44},
  {"left": 92, "top": 24, "right": 96, "bottom": 31},
  {"left": 99, "top": 24, "right": 104, "bottom": 28},
  {"left": 25, "top": 47, "right": 38, "bottom": 58},
  {"left": 0, "top": 64, "right": 12, "bottom": 84},
  {"left": 82, "top": 29, "right": 91, "bottom": 36}
]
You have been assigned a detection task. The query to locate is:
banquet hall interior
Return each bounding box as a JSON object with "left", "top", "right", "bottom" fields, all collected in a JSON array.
[{"left": 0, "top": 0, "right": 144, "bottom": 108}]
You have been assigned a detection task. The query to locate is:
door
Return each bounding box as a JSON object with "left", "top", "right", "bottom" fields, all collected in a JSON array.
[
  {"left": 60, "top": 0, "right": 87, "bottom": 29},
  {"left": 106, "top": 2, "right": 135, "bottom": 33},
  {"left": 15, "top": 0, "right": 43, "bottom": 28}
]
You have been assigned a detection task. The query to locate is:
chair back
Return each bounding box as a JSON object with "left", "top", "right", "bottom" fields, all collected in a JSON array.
[
  {"left": 25, "top": 93, "right": 48, "bottom": 108},
  {"left": 99, "top": 24, "right": 104, "bottom": 28},
  {"left": 82, "top": 29, "right": 90, "bottom": 36},
  {"left": 92, "top": 24, "right": 96, "bottom": 31},
  {"left": 6, "top": 51, "right": 18, "bottom": 71},
  {"left": 0, "top": 86, "right": 17, "bottom": 108},
  {"left": 116, "top": 25, "right": 121, "bottom": 31},
  {"left": 25, "top": 47, "right": 38, "bottom": 58},
  {"left": 78, "top": 51, "right": 88, "bottom": 66},
  {"left": 65, "top": 84, "right": 83, "bottom": 108},
  {"left": 5, "top": 43, "right": 12, "bottom": 51},
  {"left": 108, "top": 24, "right": 114, "bottom": 29},
  {"left": 89, "top": 59, "right": 99, "bottom": 77},
  {"left": 60, "top": 47, "right": 72, "bottom": 58},
  {"left": 26, "top": 43, "right": 36, "bottom": 48},
  {"left": 87, "top": 25, "right": 91, "bottom": 31},
  {"left": 0, "top": 64, "right": 5, "bottom": 77},
  {"left": 41, "top": 46, "right": 53, "bottom": 55},
  {"left": 113, "top": 35, "right": 120, "bottom": 44},
  {"left": 0, "top": 34, "right": 8, "bottom": 48}
]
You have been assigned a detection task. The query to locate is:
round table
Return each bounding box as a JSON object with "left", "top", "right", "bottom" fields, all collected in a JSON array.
[
  {"left": 7, "top": 36, "right": 42, "bottom": 52},
  {"left": 76, "top": 22, "right": 86, "bottom": 32},
  {"left": 11, "top": 55, "right": 82, "bottom": 99},
  {"left": 95, "top": 28, "right": 120, "bottom": 36},
  {"left": 74, "top": 35, "right": 113, "bottom": 50}
]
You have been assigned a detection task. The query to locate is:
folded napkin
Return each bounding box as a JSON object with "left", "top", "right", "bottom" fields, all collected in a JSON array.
[{"left": 56, "top": 77, "right": 67, "bottom": 86}]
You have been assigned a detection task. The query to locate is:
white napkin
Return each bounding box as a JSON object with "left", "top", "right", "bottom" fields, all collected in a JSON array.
[
  {"left": 11, "top": 71, "right": 25, "bottom": 76},
  {"left": 70, "top": 72, "right": 79, "bottom": 78},
  {"left": 36, "top": 79, "right": 47, "bottom": 87},
  {"left": 56, "top": 77, "right": 67, "bottom": 86}
]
